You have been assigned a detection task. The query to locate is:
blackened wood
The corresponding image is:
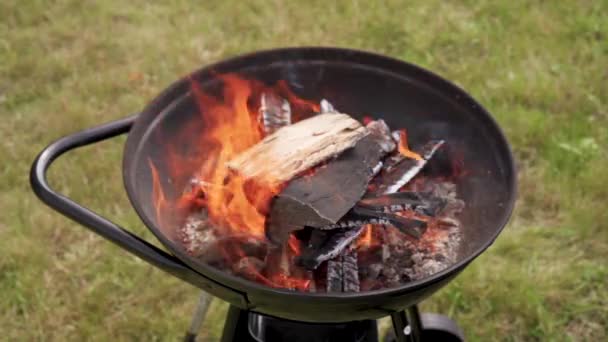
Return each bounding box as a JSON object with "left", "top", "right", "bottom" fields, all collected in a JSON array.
[
  {"left": 350, "top": 206, "right": 427, "bottom": 238},
  {"left": 266, "top": 120, "right": 394, "bottom": 244},
  {"left": 297, "top": 226, "right": 366, "bottom": 270},
  {"left": 320, "top": 99, "right": 336, "bottom": 113},
  {"left": 316, "top": 205, "right": 426, "bottom": 236},
  {"left": 318, "top": 217, "right": 391, "bottom": 230},
  {"left": 259, "top": 93, "right": 291, "bottom": 135},
  {"left": 342, "top": 248, "right": 360, "bottom": 292},
  {"left": 326, "top": 257, "right": 343, "bottom": 292},
  {"left": 358, "top": 192, "right": 447, "bottom": 217},
  {"left": 370, "top": 140, "right": 445, "bottom": 195}
]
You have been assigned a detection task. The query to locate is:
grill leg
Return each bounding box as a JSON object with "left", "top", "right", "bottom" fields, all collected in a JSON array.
[
  {"left": 390, "top": 306, "right": 423, "bottom": 342},
  {"left": 388, "top": 305, "right": 464, "bottom": 342},
  {"left": 184, "top": 291, "right": 213, "bottom": 342}
]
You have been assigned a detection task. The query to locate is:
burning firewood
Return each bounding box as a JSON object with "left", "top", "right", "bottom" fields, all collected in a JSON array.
[
  {"left": 325, "top": 247, "right": 360, "bottom": 293},
  {"left": 259, "top": 93, "right": 292, "bottom": 135},
  {"left": 358, "top": 191, "right": 447, "bottom": 217},
  {"left": 173, "top": 85, "right": 466, "bottom": 294},
  {"left": 265, "top": 119, "right": 395, "bottom": 244},
  {"left": 326, "top": 256, "right": 343, "bottom": 292},
  {"left": 368, "top": 140, "right": 445, "bottom": 195},
  {"left": 342, "top": 248, "right": 360, "bottom": 292},
  {"left": 227, "top": 113, "right": 367, "bottom": 186},
  {"left": 297, "top": 226, "right": 366, "bottom": 271}
]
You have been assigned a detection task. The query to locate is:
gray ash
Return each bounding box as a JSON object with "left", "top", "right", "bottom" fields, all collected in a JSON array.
[{"left": 357, "top": 180, "right": 463, "bottom": 290}]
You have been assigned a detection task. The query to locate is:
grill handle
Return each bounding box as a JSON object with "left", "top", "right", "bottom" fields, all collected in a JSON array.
[{"left": 29, "top": 115, "right": 208, "bottom": 287}]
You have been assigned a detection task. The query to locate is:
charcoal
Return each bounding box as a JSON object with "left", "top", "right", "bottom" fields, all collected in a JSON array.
[
  {"left": 326, "top": 257, "right": 343, "bottom": 292},
  {"left": 259, "top": 92, "right": 291, "bottom": 135},
  {"left": 342, "top": 248, "right": 360, "bottom": 292},
  {"left": 364, "top": 263, "right": 383, "bottom": 280},
  {"left": 370, "top": 140, "right": 445, "bottom": 195},
  {"left": 359, "top": 191, "right": 447, "bottom": 217},
  {"left": 297, "top": 226, "right": 366, "bottom": 270},
  {"left": 350, "top": 206, "right": 427, "bottom": 238}
]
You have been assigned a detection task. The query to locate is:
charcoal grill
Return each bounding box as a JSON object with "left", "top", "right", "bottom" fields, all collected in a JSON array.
[{"left": 31, "top": 47, "right": 516, "bottom": 341}]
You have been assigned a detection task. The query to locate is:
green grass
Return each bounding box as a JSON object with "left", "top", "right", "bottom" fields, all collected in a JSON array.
[{"left": 1, "top": 0, "right": 606, "bottom": 340}]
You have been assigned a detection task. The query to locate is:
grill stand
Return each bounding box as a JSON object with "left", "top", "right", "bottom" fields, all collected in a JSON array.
[{"left": 216, "top": 304, "right": 463, "bottom": 342}]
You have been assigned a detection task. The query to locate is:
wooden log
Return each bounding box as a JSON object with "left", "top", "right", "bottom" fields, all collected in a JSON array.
[
  {"left": 325, "top": 247, "right": 360, "bottom": 293},
  {"left": 342, "top": 248, "right": 360, "bottom": 292},
  {"left": 266, "top": 120, "right": 394, "bottom": 244},
  {"left": 227, "top": 113, "right": 368, "bottom": 187}
]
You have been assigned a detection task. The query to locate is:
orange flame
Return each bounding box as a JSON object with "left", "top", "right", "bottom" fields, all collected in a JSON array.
[
  {"left": 356, "top": 224, "right": 373, "bottom": 249},
  {"left": 397, "top": 129, "right": 423, "bottom": 161},
  {"left": 148, "top": 73, "right": 319, "bottom": 290}
]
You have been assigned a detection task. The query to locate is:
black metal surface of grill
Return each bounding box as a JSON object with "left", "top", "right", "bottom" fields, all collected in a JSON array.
[{"left": 31, "top": 47, "right": 516, "bottom": 341}]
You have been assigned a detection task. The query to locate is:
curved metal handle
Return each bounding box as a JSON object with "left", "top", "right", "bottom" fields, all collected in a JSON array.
[{"left": 29, "top": 115, "right": 205, "bottom": 286}]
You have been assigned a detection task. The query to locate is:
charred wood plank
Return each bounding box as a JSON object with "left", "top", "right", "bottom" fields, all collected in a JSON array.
[
  {"left": 266, "top": 120, "right": 394, "bottom": 244},
  {"left": 358, "top": 192, "right": 447, "bottom": 217},
  {"left": 349, "top": 206, "right": 426, "bottom": 238},
  {"left": 317, "top": 217, "right": 391, "bottom": 230},
  {"left": 342, "top": 248, "right": 360, "bottom": 292},
  {"left": 326, "top": 257, "right": 343, "bottom": 292},
  {"left": 369, "top": 140, "right": 445, "bottom": 195},
  {"left": 297, "top": 226, "right": 366, "bottom": 270},
  {"left": 315, "top": 205, "right": 427, "bottom": 237},
  {"left": 227, "top": 113, "right": 367, "bottom": 187}
]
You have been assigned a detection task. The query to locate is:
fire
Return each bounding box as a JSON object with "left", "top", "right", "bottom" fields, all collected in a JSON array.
[
  {"left": 397, "top": 129, "right": 423, "bottom": 161},
  {"left": 148, "top": 73, "right": 319, "bottom": 289},
  {"left": 356, "top": 224, "right": 373, "bottom": 249},
  {"left": 288, "top": 234, "right": 302, "bottom": 254}
]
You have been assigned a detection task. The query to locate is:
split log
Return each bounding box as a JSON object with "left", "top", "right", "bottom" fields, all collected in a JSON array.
[
  {"left": 368, "top": 140, "right": 445, "bottom": 195},
  {"left": 316, "top": 205, "right": 426, "bottom": 237},
  {"left": 227, "top": 113, "right": 368, "bottom": 186},
  {"left": 266, "top": 120, "right": 395, "bottom": 244}
]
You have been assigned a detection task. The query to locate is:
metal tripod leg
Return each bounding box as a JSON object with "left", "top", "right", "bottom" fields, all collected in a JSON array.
[
  {"left": 389, "top": 305, "right": 464, "bottom": 342},
  {"left": 390, "top": 305, "right": 423, "bottom": 342},
  {"left": 184, "top": 291, "right": 213, "bottom": 342}
]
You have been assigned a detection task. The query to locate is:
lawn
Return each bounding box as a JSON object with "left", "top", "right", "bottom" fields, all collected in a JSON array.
[{"left": 1, "top": 0, "right": 606, "bottom": 341}]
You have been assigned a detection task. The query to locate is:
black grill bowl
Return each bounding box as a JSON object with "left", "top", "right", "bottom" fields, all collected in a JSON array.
[{"left": 34, "top": 47, "right": 516, "bottom": 323}]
